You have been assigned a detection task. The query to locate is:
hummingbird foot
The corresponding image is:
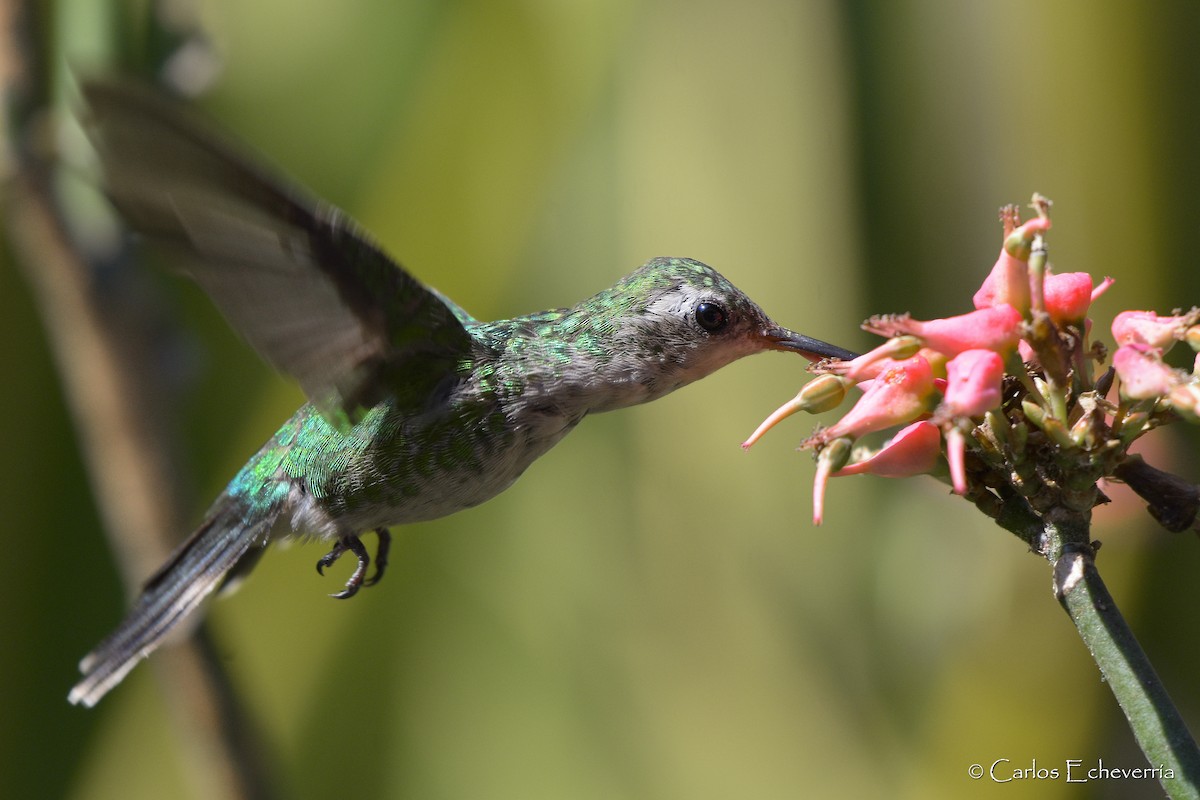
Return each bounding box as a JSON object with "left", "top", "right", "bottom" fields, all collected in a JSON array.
[
  {"left": 315, "top": 529, "right": 391, "bottom": 598},
  {"left": 316, "top": 535, "right": 371, "bottom": 599},
  {"left": 362, "top": 528, "right": 390, "bottom": 588}
]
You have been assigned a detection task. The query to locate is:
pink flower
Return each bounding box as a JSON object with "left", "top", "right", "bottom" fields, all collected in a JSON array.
[
  {"left": 974, "top": 250, "right": 1031, "bottom": 314},
  {"left": 927, "top": 350, "right": 1004, "bottom": 494},
  {"left": 1112, "top": 309, "right": 1200, "bottom": 350},
  {"left": 1112, "top": 343, "right": 1187, "bottom": 400},
  {"left": 817, "top": 336, "right": 923, "bottom": 382},
  {"left": 939, "top": 349, "right": 1005, "bottom": 419},
  {"left": 1043, "top": 272, "right": 1113, "bottom": 326},
  {"left": 746, "top": 193, "right": 1200, "bottom": 527},
  {"left": 822, "top": 349, "right": 949, "bottom": 400},
  {"left": 974, "top": 203, "right": 1052, "bottom": 312},
  {"left": 804, "top": 356, "right": 936, "bottom": 447},
  {"left": 863, "top": 305, "right": 1024, "bottom": 359},
  {"left": 832, "top": 421, "right": 942, "bottom": 478}
]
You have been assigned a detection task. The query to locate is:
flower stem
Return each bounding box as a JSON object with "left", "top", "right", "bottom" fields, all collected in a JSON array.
[
  {"left": 1053, "top": 544, "right": 1200, "bottom": 798},
  {"left": 985, "top": 498, "right": 1200, "bottom": 795}
]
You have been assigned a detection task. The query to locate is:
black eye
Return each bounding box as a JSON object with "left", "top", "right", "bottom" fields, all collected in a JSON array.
[{"left": 695, "top": 301, "right": 728, "bottom": 333}]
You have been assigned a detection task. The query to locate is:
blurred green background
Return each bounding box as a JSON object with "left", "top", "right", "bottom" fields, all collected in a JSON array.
[{"left": 4, "top": 1, "right": 1200, "bottom": 798}]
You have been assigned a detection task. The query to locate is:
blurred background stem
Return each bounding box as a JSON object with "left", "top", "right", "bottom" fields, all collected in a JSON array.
[{"left": 3, "top": 2, "right": 274, "bottom": 798}]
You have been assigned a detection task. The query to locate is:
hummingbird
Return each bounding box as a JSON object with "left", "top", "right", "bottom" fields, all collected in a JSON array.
[{"left": 68, "top": 80, "right": 855, "bottom": 707}]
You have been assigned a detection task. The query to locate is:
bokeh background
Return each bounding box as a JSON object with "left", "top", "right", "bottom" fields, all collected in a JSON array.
[{"left": 5, "top": 1, "right": 1200, "bottom": 798}]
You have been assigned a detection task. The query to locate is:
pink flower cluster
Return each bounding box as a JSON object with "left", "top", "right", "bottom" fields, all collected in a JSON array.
[{"left": 744, "top": 195, "right": 1200, "bottom": 525}]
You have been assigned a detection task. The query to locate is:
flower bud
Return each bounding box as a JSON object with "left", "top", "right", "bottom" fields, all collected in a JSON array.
[
  {"left": 1003, "top": 213, "right": 1052, "bottom": 261},
  {"left": 812, "top": 437, "right": 854, "bottom": 526},
  {"left": 741, "top": 375, "right": 851, "bottom": 450}
]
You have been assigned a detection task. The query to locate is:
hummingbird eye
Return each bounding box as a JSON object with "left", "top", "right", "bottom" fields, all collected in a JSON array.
[{"left": 694, "top": 301, "right": 728, "bottom": 333}]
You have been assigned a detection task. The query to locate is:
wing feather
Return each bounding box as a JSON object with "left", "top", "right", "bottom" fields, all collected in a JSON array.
[{"left": 81, "top": 80, "right": 475, "bottom": 425}]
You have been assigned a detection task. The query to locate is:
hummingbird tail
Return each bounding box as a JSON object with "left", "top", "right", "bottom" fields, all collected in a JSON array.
[{"left": 68, "top": 493, "right": 279, "bottom": 707}]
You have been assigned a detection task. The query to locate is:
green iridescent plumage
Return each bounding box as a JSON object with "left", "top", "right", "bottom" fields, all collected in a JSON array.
[{"left": 68, "top": 82, "right": 855, "bottom": 707}]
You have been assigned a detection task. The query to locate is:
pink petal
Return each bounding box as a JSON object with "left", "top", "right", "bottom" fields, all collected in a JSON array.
[
  {"left": 945, "top": 427, "right": 968, "bottom": 494},
  {"left": 1043, "top": 272, "right": 1098, "bottom": 325},
  {"left": 1113, "top": 343, "right": 1186, "bottom": 400},
  {"left": 865, "top": 305, "right": 1023, "bottom": 358},
  {"left": 1112, "top": 309, "right": 1198, "bottom": 349},
  {"left": 941, "top": 349, "right": 1005, "bottom": 418},
  {"left": 815, "top": 356, "right": 936, "bottom": 444},
  {"left": 833, "top": 421, "right": 942, "bottom": 478},
  {"left": 973, "top": 250, "right": 1030, "bottom": 314}
]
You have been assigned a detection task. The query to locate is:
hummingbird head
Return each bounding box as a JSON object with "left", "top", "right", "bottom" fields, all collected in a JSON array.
[{"left": 582, "top": 257, "right": 853, "bottom": 410}]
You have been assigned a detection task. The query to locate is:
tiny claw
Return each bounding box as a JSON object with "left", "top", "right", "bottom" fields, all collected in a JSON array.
[
  {"left": 315, "top": 542, "right": 346, "bottom": 576},
  {"left": 362, "top": 528, "right": 391, "bottom": 588},
  {"left": 315, "top": 535, "right": 371, "bottom": 599}
]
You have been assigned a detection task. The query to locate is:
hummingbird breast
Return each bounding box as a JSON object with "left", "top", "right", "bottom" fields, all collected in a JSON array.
[{"left": 253, "top": 374, "right": 585, "bottom": 540}]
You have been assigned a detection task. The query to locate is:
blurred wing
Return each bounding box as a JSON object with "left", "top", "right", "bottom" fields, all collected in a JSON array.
[{"left": 81, "top": 79, "right": 475, "bottom": 426}]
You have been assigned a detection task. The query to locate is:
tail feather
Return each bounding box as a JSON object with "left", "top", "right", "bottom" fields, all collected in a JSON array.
[{"left": 69, "top": 494, "right": 277, "bottom": 707}]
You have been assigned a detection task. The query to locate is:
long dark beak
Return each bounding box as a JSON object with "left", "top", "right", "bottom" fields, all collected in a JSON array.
[{"left": 764, "top": 325, "right": 860, "bottom": 362}]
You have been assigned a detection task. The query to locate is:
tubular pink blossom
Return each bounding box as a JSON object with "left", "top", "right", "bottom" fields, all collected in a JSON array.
[
  {"left": 974, "top": 206, "right": 1052, "bottom": 311},
  {"left": 824, "top": 348, "right": 948, "bottom": 391},
  {"left": 752, "top": 193, "right": 1200, "bottom": 529},
  {"left": 1043, "top": 272, "right": 1107, "bottom": 325},
  {"left": 973, "top": 250, "right": 1031, "bottom": 313},
  {"left": 863, "top": 305, "right": 1023, "bottom": 359},
  {"left": 807, "top": 356, "right": 936, "bottom": 446},
  {"left": 817, "top": 336, "right": 922, "bottom": 382},
  {"left": 1112, "top": 309, "right": 1200, "bottom": 349},
  {"left": 833, "top": 421, "right": 942, "bottom": 478},
  {"left": 1113, "top": 343, "right": 1187, "bottom": 400},
  {"left": 940, "top": 349, "right": 1005, "bottom": 418}
]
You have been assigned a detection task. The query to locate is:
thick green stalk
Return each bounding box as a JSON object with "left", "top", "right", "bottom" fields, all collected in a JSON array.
[
  {"left": 980, "top": 494, "right": 1200, "bottom": 797},
  {"left": 1053, "top": 544, "right": 1200, "bottom": 798}
]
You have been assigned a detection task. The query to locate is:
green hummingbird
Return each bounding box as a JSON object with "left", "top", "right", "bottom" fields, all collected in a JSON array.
[{"left": 68, "top": 81, "right": 854, "bottom": 707}]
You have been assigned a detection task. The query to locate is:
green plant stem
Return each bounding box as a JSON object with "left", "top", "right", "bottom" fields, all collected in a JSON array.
[
  {"left": 1053, "top": 545, "right": 1200, "bottom": 798},
  {"left": 980, "top": 493, "right": 1200, "bottom": 796}
]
